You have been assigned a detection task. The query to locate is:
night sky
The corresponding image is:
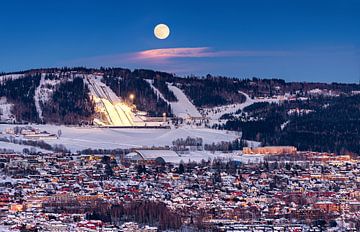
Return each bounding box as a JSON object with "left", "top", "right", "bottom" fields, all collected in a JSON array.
[{"left": 1, "top": 0, "right": 359, "bottom": 82}]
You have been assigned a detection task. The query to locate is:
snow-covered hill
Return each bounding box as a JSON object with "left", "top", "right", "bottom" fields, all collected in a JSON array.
[
  {"left": 0, "top": 97, "right": 14, "bottom": 122},
  {"left": 146, "top": 79, "right": 202, "bottom": 119},
  {"left": 202, "top": 91, "right": 280, "bottom": 120},
  {"left": 167, "top": 83, "right": 202, "bottom": 119}
]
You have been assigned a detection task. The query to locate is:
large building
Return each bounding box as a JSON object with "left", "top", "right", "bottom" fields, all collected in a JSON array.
[
  {"left": 125, "top": 149, "right": 183, "bottom": 164},
  {"left": 242, "top": 146, "right": 297, "bottom": 155}
]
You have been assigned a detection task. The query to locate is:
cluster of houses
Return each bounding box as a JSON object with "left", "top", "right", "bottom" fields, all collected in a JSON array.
[{"left": 0, "top": 148, "right": 359, "bottom": 231}]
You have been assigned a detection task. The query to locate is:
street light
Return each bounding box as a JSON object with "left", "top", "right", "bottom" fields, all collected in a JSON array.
[
  {"left": 129, "top": 94, "right": 135, "bottom": 104},
  {"left": 162, "top": 112, "right": 167, "bottom": 122}
]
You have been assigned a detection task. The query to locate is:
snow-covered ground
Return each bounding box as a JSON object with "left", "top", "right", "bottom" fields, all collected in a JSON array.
[
  {"left": 34, "top": 73, "right": 61, "bottom": 121},
  {"left": 0, "top": 124, "right": 240, "bottom": 152},
  {"left": 177, "top": 150, "right": 263, "bottom": 163},
  {"left": 146, "top": 79, "right": 169, "bottom": 104},
  {"left": 167, "top": 84, "right": 202, "bottom": 119},
  {"left": 0, "top": 97, "right": 14, "bottom": 122},
  {"left": 0, "top": 225, "right": 11, "bottom": 232},
  {"left": 203, "top": 91, "right": 280, "bottom": 120},
  {"left": 147, "top": 80, "right": 202, "bottom": 119},
  {"left": 0, "top": 140, "right": 50, "bottom": 153},
  {"left": 34, "top": 74, "right": 46, "bottom": 121},
  {"left": 0, "top": 73, "right": 24, "bottom": 82}
]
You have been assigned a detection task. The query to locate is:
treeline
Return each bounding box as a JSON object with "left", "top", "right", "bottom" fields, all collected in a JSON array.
[
  {"left": 204, "top": 139, "right": 246, "bottom": 152},
  {"left": 153, "top": 77, "right": 177, "bottom": 102},
  {"left": 0, "top": 136, "right": 69, "bottom": 153},
  {"left": 83, "top": 200, "right": 182, "bottom": 231},
  {"left": 2, "top": 67, "right": 360, "bottom": 123},
  {"left": 109, "top": 201, "right": 182, "bottom": 230},
  {"left": 0, "top": 74, "right": 41, "bottom": 122},
  {"left": 3, "top": 67, "right": 360, "bottom": 99},
  {"left": 102, "top": 75, "right": 172, "bottom": 117},
  {"left": 42, "top": 77, "right": 95, "bottom": 124},
  {"left": 175, "top": 75, "right": 246, "bottom": 107},
  {"left": 234, "top": 77, "right": 360, "bottom": 98},
  {"left": 218, "top": 95, "right": 360, "bottom": 155}
]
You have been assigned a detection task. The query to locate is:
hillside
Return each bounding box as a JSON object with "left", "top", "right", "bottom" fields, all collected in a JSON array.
[
  {"left": 0, "top": 67, "right": 360, "bottom": 155},
  {"left": 0, "top": 73, "right": 41, "bottom": 123},
  {"left": 217, "top": 95, "right": 360, "bottom": 155}
]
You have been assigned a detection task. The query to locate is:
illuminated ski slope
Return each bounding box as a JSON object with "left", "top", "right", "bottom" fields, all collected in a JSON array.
[{"left": 86, "top": 75, "right": 139, "bottom": 126}]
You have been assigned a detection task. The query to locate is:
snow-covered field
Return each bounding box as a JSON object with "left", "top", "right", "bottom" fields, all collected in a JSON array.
[
  {"left": 0, "top": 124, "right": 240, "bottom": 152},
  {"left": 0, "top": 141, "right": 50, "bottom": 153}
]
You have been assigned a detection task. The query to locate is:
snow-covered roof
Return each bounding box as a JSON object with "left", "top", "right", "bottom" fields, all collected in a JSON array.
[
  {"left": 155, "top": 156, "right": 184, "bottom": 164},
  {"left": 133, "top": 149, "right": 179, "bottom": 160}
]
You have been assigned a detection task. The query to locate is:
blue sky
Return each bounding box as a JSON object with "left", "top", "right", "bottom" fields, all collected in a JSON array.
[{"left": 0, "top": 0, "right": 359, "bottom": 82}]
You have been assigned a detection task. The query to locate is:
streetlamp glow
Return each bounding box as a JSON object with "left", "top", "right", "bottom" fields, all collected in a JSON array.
[
  {"left": 162, "top": 112, "right": 167, "bottom": 122},
  {"left": 129, "top": 94, "right": 135, "bottom": 101}
]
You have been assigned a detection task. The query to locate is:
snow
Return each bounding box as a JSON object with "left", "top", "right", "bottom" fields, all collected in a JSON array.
[
  {"left": 0, "top": 124, "right": 240, "bottom": 153},
  {"left": 145, "top": 79, "right": 170, "bottom": 104},
  {"left": 86, "top": 75, "right": 152, "bottom": 126},
  {"left": 203, "top": 91, "right": 280, "bottom": 120},
  {"left": 0, "top": 97, "right": 14, "bottom": 122},
  {"left": 174, "top": 151, "right": 263, "bottom": 164},
  {"left": 0, "top": 225, "right": 11, "bottom": 232},
  {"left": 34, "top": 74, "right": 45, "bottom": 120},
  {"left": 243, "top": 140, "right": 262, "bottom": 148},
  {"left": 0, "top": 73, "right": 24, "bottom": 82},
  {"left": 167, "top": 84, "right": 202, "bottom": 119},
  {"left": 33, "top": 73, "right": 61, "bottom": 121},
  {"left": 0, "top": 140, "right": 51, "bottom": 153},
  {"left": 280, "top": 120, "right": 290, "bottom": 130}
]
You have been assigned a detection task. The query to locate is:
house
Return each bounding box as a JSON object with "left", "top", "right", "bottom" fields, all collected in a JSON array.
[{"left": 243, "top": 146, "right": 297, "bottom": 155}]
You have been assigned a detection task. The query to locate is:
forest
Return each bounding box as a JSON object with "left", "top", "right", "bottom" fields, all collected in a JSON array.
[
  {"left": 174, "top": 75, "right": 247, "bottom": 107},
  {"left": 152, "top": 76, "right": 177, "bottom": 102},
  {"left": 42, "top": 77, "right": 95, "bottom": 124},
  {"left": 218, "top": 95, "right": 360, "bottom": 155},
  {"left": 1, "top": 67, "right": 360, "bottom": 127},
  {"left": 0, "top": 74, "right": 41, "bottom": 122}
]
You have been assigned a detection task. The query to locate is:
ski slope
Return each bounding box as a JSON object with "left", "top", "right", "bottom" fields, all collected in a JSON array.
[
  {"left": 167, "top": 84, "right": 202, "bottom": 119},
  {"left": 203, "top": 91, "right": 280, "bottom": 120}
]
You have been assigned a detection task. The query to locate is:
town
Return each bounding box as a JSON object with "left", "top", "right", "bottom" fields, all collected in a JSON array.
[
  {"left": 0, "top": 147, "right": 359, "bottom": 231},
  {"left": 0, "top": 1, "right": 360, "bottom": 231}
]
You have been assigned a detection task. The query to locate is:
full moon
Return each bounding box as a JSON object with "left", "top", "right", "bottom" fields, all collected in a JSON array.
[{"left": 154, "top": 24, "right": 170, "bottom": 40}]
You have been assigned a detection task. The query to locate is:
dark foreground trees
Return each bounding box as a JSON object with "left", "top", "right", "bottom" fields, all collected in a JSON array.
[{"left": 86, "top": 200, "right": 182, "bottom": 231}]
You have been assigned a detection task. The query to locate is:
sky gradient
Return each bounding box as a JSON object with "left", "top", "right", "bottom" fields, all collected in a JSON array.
[{"left": 0, "top": 0, "right": 359, "bottom": 82}]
